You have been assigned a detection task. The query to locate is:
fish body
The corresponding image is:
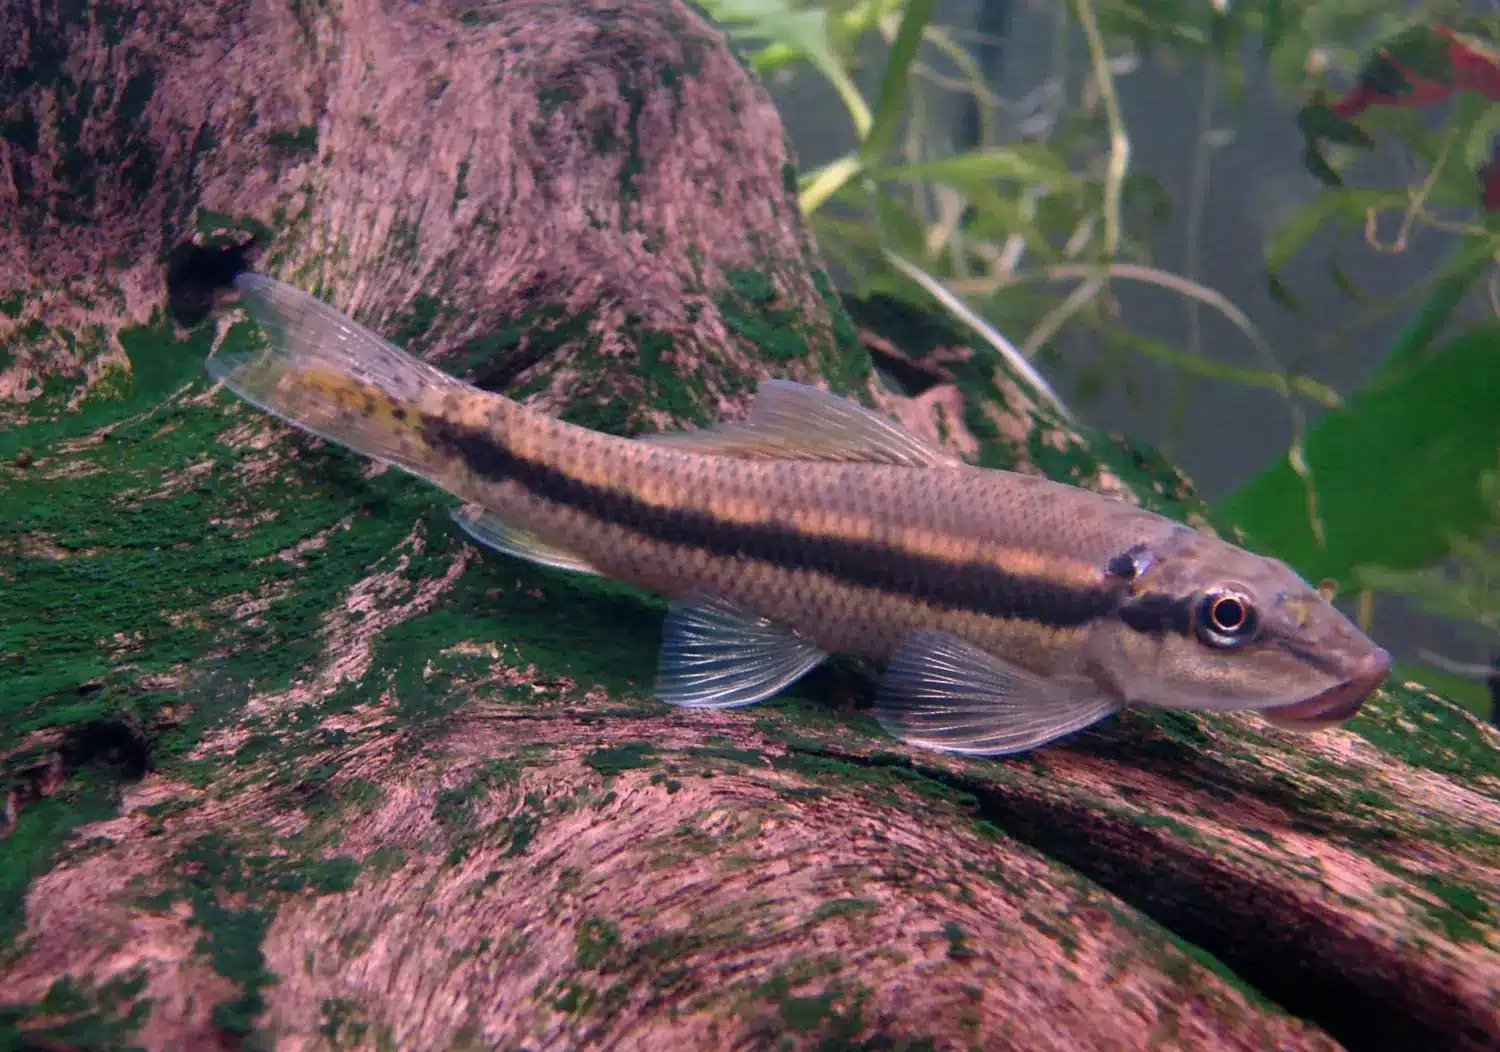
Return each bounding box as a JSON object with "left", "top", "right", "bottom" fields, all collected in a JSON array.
[{"left": 209, "top": 274, "right": 1390, "bottom": 756}]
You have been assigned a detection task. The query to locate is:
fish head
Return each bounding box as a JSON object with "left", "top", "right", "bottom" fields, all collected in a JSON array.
[{"left": 1110, "top": 527, "right": 1390, "bottom": 729}]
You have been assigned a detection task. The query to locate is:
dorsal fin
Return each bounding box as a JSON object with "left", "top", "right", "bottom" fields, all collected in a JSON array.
[{"left": 639, "top": 380, "right": 960, "bottom": 468}]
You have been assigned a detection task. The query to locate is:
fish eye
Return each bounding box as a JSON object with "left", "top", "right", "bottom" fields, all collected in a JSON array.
[{"left": 1195, "top": 589, "right": 1258, "bottom": 648}]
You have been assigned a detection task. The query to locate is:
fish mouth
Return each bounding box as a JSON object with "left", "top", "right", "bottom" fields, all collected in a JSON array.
[{"left": 1260, "top": 647, "right": 1392, "bottom": 731}]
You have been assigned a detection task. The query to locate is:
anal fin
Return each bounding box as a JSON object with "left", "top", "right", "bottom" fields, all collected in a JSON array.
[
  {"left": 875, "top": 629, "right": 1120, "bottom": 756},
  {"left": 452, "top": 505, "right": 602, "bottom": 576},
  {"left": 656, "top": 595, "right": 827, "bottom": 709}
]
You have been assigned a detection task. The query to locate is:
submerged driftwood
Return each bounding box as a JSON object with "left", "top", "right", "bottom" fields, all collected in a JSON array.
[{"left": 1, "top": 1, "right": 1498, "bottom": 1049}]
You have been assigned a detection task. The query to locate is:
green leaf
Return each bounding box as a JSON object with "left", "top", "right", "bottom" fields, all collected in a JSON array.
[
  {"left": 1216, "top": 326, "right": 1500, "bottom": 587},
  {"left": 860, "top": 0, "right": 938, "bottom": 164},
  {"left": 1302, "top": 141, "right": 1344, "bottom": 187},
  {"left": 1376, "top": 235, "right": 1497, "bottom": 376},
  {"left": 1358, "top": 549, "right": 1500, "bottom": 634},
  {"left": 1427, "top": 160, "right": 1486, "bottom": 210},
  {"left": 747, "top": 41, "right": 801, "bottom": 73},
  {"left": 1462, "top": 100, "right": 1500, "bottom": 173},
  {"left": 1265, "top": 19, "right": 1316, "bottom": 92},
  {"left": 1418, "top": 90, "right": 1499, "bottom": 207},
  {"left": 956, "top": 185, "right": 1060, "bottom": 263},
  {"left": 1296, "top": 105, "right": 1377, "bottom": 149},
  {"left": 1210, "top": 7, "right": 1242, "bottom": 60},
  {"left": 1105, "top": 331, "right": 1339, "bottom": 407},
  {"left": 1264, "top": 189, "right": 1399, "bottom": 272},
  {"left": 1361, "top": 106, "right": 1445, "bottom": 167},
  {"left": 1259, "top": 0, "right": 1292, "bottom": 56},
  {"left": 702, "top": 0, "right": 829, "bottom": 56},
  {"left": 1378, "top": 25, "right": 1455, "bottom": 87},
  {"left": 1327, "top": 256, "right": 1370, "bottom": 303},
  {"left": 1266, "top": 272, "right": 1303, "bottom": 313},
  {"left": 867, "top": 146, "right": 1078, "bottom": 190},
  {"left": 700, "top": 0, "right": 872, "bottom": 136}
]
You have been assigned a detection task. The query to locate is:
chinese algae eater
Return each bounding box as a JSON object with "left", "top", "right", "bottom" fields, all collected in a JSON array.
[{"left": 207, "top": 274, "right": 1391, "bottom": 756}]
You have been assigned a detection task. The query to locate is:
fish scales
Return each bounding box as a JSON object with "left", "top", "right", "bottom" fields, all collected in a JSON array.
[
  {"left": 449, "top": 428, "right": 1129, "bottom": 656},
  {"left": 208, "top": 274, "right": 1392, "bottom": 756}
]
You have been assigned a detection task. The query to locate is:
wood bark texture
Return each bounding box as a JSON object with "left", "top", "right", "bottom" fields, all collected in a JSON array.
[{"left": 1, "top": 2, "right": 1497, "bottom": 1050}]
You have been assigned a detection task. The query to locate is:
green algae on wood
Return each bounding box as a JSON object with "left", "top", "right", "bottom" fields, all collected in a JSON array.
[{"left": 1, "top": 0, "right": 1496, "bottom": 1048}]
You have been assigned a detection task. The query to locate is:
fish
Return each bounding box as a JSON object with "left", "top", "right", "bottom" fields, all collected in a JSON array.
[{"left": 206, "top": 273, "right": 1392, "bottom": 757}]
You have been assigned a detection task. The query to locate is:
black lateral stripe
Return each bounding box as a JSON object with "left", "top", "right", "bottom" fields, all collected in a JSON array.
[
  {"left": 1119, "top": 593, "right": 1194, "bottom": 637},
  {"left": 426, "top": 418, "right": 1121, "bottom": 627}
]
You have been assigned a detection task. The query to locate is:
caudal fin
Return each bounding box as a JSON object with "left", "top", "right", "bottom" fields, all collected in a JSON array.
[{"left": 208, "top": 274, "right": 468, "bottom": 481}]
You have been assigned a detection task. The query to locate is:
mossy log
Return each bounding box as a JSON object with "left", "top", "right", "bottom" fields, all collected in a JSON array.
[{"left": 2, "top": 2, "right": 1498, "bottom": 1050}]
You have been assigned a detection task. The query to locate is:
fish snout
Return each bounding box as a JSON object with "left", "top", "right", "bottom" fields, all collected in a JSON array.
[{"left": 1261, "top": 646, "right": 1391, "bottom": 731}]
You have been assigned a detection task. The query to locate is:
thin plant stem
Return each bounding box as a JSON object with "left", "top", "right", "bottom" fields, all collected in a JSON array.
[
  {"left": 879, "top": 245, "right": 1076, "bottom": 422},
  {"left": 1022, "top": 275, "right": 1105, "bottom": 359},
  {"left": 861, "top": 0, "right": 939, "bottom": 164},
  {"left": 1072, "top": 0, "right": 1128, "bottom": 260},
  {"left": 1166, "top": 63, "right": 1218, "bottom": 455}
]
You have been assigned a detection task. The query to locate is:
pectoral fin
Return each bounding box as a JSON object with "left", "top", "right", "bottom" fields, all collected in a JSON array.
[
  {"left": 642, "top": 379, "right": 959, "bottom": 468},
  {"left": 874, "top": 629, "right": 1121, "bottom": 755},
  {"left": 451, "top": 506, "right": 602, "bottom": 576},
  {"left": 656, "top": 595, "right": 827, "bottom": 709}
]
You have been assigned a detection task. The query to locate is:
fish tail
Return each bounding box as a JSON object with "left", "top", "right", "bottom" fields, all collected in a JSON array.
[{"left": 209, "top": 274, "right": 469, "bottom": 481}]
